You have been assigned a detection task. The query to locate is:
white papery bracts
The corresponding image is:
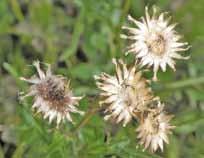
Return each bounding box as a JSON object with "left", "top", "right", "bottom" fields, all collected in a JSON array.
[
  {"left": 136, "top": 102, "right": 175, "bottom": 152},
  {"left": 20, "top": 61, "right": 84, "bottom": 126},
  {"left": 95, "top": 59, "right": 154, "bottom": 127},
  {"left": 121, "top": 6, "right": 190, "bottom": 81}
]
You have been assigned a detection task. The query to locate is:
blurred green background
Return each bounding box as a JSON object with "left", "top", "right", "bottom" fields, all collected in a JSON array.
[{"left": 0, "top": 0, "right": 204, "bottom": 157}]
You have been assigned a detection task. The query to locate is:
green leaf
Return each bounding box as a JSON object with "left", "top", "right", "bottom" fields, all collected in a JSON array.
[
  {"left": 12, "top": 144, "right": 25, "bottom": 158},
  {"left": 0, "top": 145, "right": 4, "bottom": 158},
  {"left": 70, "top": 63, "right": 100, "bottom": 80},
  {"left": 3, "top": 62, "right": 19, "bottom": 78},
  {"left": 9, "top": 0, "right": 24, "bottom": 21},
  {"left": 60, "top": 8, "right": 84, "bottom": 60},
  {"left": 174, "top": 110, "right": 204, "bottom": 134}
]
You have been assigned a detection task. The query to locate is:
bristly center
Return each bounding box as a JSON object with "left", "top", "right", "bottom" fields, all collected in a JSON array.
[
  {"left": 37, "top": 77, "right": 71, "bottom": 111},
  {"left": 146, "top": 116, "right": 159, "bottom": 134},
  {"left": 120, "top": 83, "right": 136, "bottom": 107},
  {"left": 147, "top": 33, "right": 166, "bottom": 56}
]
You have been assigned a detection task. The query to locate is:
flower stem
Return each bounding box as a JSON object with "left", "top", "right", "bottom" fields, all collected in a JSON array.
[
  {"left": 71, "top": 106, "right": 101, "bottom": 134},
  {"left": 119, "top": 0, "right": 131, "bottom": 27},
  {"left": 165, "top": 76, "right": 204, "bottom": 89},
  {"left": 114, "top": 0, "right": 131, "bottom": 55},
  {"left": 67, "top": 76, "right": 204, "bottom": 138}
]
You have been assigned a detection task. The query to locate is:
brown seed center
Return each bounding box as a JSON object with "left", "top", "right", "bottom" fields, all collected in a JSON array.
[
  {"left": 147, "top": 34, "right": 166, "bottom": 56},
  {"left": 37, "top": 77, "right": 70, "bottom": 112}
]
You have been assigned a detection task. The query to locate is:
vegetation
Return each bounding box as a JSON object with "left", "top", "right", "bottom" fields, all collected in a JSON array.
[{"left": 1, "top": 0, "right": 204, "bottom": 157}]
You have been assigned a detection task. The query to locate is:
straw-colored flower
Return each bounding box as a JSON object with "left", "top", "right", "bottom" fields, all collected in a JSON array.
[
  {"left": 121, "top": 6, "right": 190, "bottom": 81},
  {"left": 20, "top": 61, "right": 84, "bottom": 126},
  {"left": 95, "top": 59, "right": 154, "bottom": 126},
  {"left": 136, "top": 103, "right": 175, "bottom": 152}
]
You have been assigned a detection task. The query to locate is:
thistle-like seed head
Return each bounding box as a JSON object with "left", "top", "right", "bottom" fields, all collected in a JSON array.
[
  {"left": 95, "top": 59, "right": 154, "bottom": 126},
  {"left": 20, "top": 61, "right": 84, "bottom": 126},
  {"left": 136, "top": 102, "right": 175, "bottom": 152},
  {"left": 121, "top": 6, "right": 190, "bottom": 81}
]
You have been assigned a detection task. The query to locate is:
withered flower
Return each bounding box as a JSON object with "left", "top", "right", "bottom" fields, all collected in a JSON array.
[
  {"left": 136, "top": 102, "right": 175, "bottom": 152},
  {"left": 20, "top": 61, "right": 84, "bottom": 126},
  {"left": 95, "top": 59, "right": 153, "bottom": 126},
  {"left": 121, "top": 6, "right": 190, "bottom": 81}
]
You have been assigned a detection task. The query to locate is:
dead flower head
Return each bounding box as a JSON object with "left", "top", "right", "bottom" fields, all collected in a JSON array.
[
  {"left": 136, "top": 102, "right": 175, "bottom": 152},
  {"left": 20, "top": 61, "right": 84, "bottom": 126},
  {"left": 121, "top": 6, "right": 190, "bottom": 81},
  {"left": 94, "top": 59, "right": 154, "bottom": 127}
]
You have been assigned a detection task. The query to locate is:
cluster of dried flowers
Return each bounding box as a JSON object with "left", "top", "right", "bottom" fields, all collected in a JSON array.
[
  {"left": 95, "top": 59, "right": 175, "bottom": 152},
  {"left": 20, "top": 6, "right": 189, "bottom": 153},
  {"left": 95, "top": 6, "right": 189, "bottom": 152}
]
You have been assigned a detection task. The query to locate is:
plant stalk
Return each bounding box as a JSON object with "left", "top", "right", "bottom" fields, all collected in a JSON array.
[
  {"left": 165, "top": 76, "right": 204, "bottom": 89},
  {"left": 72, "top": 106, "right": 101, "bottom": 134}
]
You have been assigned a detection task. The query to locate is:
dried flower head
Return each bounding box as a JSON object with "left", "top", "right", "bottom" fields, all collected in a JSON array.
[
  {"left": 94, "top": 59, "right": 154, "bottom": 126},
  {"left": 136, "top": 102, "right": 175, "bottom": 152},
  {"left": 20, "top": 61, "right": 84, "bottom": 126},
  {"left": 121, "top": 6, "right": 190, "bottom": 81}
]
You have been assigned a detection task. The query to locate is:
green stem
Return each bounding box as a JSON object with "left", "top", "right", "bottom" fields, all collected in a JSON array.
[
  {"left": 60, "top": 7, "right": 84, "bottom": 61},
  {"left": 164, "top": 76, "right": 204, "bottom": 89},
  {"left": 10, "top": 0, "right": 24, "bottom": 22},
  {"left": 69, "top": 76, "right": 204, "bottom": 136},
  {"left": 71, "top": 106, "right": 101, "bottom": 134},
  {"left": 63, "top": 107, "right": 101, "bottom": 139},
  {"left": 118, "top": 0, "right": 131, "bottom": 28},
  {"left": 114, "top": 0, "right": 131, "bottom": 55}
]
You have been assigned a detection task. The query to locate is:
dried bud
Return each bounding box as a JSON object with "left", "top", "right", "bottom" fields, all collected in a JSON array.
[
  {"left": 95, "top": 59, "right": 154, "bottom": 126},
  {"left": 20, "top": 61, "right": 84, "bottom": 126},
  {"left": 136, "top": 102, "right": 175, "bottom": 152},
  {"left": 121, "top": 6, "right": 190, "bottom": 81}
]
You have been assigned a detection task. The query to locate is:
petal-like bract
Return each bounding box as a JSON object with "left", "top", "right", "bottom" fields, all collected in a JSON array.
[
  {"left": 121, "top": 7, "right": 190, "bottom": 80},
  {"left": 95, "top": 59, "right": 153, "bottom": 126},
  {"left": 136, "top": 103, "right": 175, "bottom": 152},
  {"left": 20, "top": 61, "right": 84, "bottom": 126}
]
